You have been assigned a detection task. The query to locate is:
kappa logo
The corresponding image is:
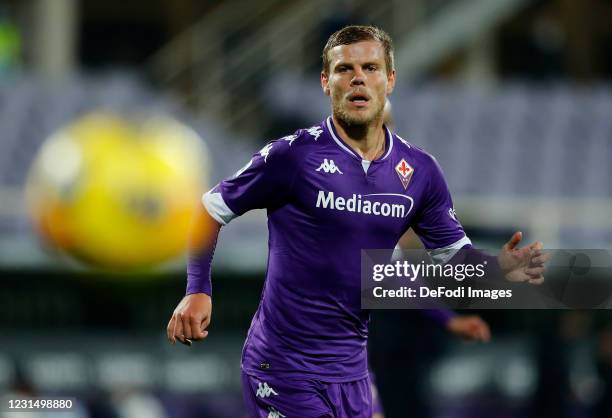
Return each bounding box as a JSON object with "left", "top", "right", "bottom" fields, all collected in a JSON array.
[
  {"left": 281, "top": 134, "right": 298, "bottom": 146},
  {"left": 395, "top": 159, "right": 414, "bottom": 189},
  {"left": 267, "top": 407, "right": 286, "bottom": 418},
  {"left": 316, "top": 159, "right": 343, "bottom": 174},
  {"left": 256, "top": 382, "right": 278, "bottom": 398},
  {"left": 259, "top": 143, "right": 274, "bottom": 162},
  {"left": 449, "top": 207, "right": 458, "bottom": 222},
  {"left": 306, "top": 126, "right": 323, "bottom": 140}
]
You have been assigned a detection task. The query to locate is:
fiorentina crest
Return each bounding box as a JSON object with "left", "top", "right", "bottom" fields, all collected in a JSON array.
[{"left": 395, "top": 159, "right": 414, "bottom": 189}]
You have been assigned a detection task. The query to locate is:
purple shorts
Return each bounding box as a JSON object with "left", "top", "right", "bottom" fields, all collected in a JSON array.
[{"left": 241, "top": 371, "right": 372, "bottom": 418}]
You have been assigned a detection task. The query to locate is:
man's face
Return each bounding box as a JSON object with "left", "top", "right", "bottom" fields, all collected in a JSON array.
[{"left": 321, "top": 40, "right": 395, "bottom": 126}]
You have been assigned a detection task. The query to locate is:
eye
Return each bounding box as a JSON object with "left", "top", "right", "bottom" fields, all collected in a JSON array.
[{"left": 366, "top": 65, "right": 377, "bottom": 72}]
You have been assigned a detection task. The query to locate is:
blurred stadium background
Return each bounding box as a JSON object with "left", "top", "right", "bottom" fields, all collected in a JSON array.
[{"left": 0, "top": 0, "right": 612, "bottom": 417}]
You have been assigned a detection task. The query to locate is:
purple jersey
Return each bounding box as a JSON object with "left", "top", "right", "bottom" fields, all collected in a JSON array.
[{"left": 203, "top": 117, "right": 470, "bottom": 382}]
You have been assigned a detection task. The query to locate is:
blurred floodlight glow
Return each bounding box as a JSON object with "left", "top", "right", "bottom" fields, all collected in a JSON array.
[
  {"left": 25, "top": 111, "right": 214, "bottom": 270},
  {"left": 165, "top": 356, "right": 232, "bottom": 392},
  {"left": 97, "top": 353, "right": 155, "bottom": 390},
  {"left": 26, "top": 353, "right": 89, "bottom": 391}
]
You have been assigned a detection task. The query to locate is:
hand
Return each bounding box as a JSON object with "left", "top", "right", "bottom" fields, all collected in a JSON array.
[
  {"left": 498, "top": 231, "right": 550, "bottom": 285},
  {"left": 167, "top": 293, "right": 212, "bottom": 346},
  {"left": 446, "top": 315, "right": 491, "bottom": 342}
]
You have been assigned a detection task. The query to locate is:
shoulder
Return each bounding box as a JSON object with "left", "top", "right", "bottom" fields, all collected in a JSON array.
[
  {"left": 256, "top": 122, "right": 327, "bottom": 164},
  {"left": 392, "top": 132, "right": 440, "bottom": 172}
]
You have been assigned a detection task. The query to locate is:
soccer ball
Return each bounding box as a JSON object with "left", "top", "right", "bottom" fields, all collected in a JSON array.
[{"left": 26, "top": 112, "right": 212, "bottom": 269}]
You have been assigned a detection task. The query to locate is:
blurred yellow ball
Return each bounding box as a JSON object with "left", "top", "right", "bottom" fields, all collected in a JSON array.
[{"left": 26, "top": 112, "right": 212, "bottom": 269}]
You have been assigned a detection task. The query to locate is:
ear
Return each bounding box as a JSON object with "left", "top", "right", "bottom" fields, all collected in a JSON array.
[
  {"left": 321, "top": 71, "right": 331, "bottom": 96},
  {"left": 386, "top": 69, "right": 396, "bottom": 95}
]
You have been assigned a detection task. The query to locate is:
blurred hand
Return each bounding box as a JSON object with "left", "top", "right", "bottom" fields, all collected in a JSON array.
[
  {"left": 499, "top": 231, "right": 551, "bottom": 285},
  {"left": 167, "top": 293, "right": 212, "bottom": 345},
  {"left": 447, "top": 315, "right": 491, "bottom": 342}
]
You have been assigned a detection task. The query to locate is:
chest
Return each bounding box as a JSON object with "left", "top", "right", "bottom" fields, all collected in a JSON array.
[{"left": 292, "top": 150, "right": 424, "bottom": 235}]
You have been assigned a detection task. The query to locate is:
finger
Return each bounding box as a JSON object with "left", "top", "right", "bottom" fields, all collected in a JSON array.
[
  {"left": 469, "top": 324, "right": 483, "bottom": 341},
  {"left": 525, "top": 267, "right": 545, "bottom": 276},
  {"left": 177, "top": 337, "right": 192, "bottom": 347},
  {"left": 167, "top": 317, "right": 176, "bottom": 344},
  {"left": 474, "top": 326, "right": 486, "bottom": 342},
  {"left": 173, "top": 313, "right": 185, "bottom": 343},
  {"left": 190, "top": 315, "right": 206, "bottom": 340},
  {"left": 480, "top": 320, "right": 491, "bottom": 342},
  {"left": 181, "top": 313, "right": 193, "bottom": 340},
  {"left": 530, "top": 263, "right": 546, "bottom": 272},
  {"left": 474, "top": 321, "right": 489, "bottom": 342},
  {"left": 202, "top": 314, "right": 211, "bottom": 329},
  {"left": 481, "top": 325, "right": 491, "bottom": 342},
  {"left": 184, "top": 332, "right": 209, "bottom": 345},
  {"left": 201, "top": 316, "right": 211, "bottom": 339},
  {"left": 463, "top": 318, "right": 482, "bottom": 341},
  {"left": 201, "top": 313, "right": 211, "bottom": 338},
  {"left": 528, "top": 275, "right": 545, "bottom": 285},
  {"left": 470, "top": 319, "right": 486, "bottom": 341},
  {"left": 531, "top": 255, "right": 549, "bottom": 265},
  {"left": 529, "top": 241, "right": 544, "bottom": 251},
  {"left": 504, "top": 231, "right": 522, "bottom": 251},
  {"left": 538, "top": 252, "right": 553, "bottom": 263},
  {"left": 525, "top": 247, "right": 536, "bottom": 259}
]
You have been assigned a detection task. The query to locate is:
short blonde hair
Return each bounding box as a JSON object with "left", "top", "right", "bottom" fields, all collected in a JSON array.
[{"left": 322, "top": 25, "right": 394, "bottom": 75}]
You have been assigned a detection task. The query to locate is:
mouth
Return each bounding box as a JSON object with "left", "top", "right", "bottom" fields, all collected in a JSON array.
[{"left": 348, "top": 92, "right": 370, "bottom": 107}]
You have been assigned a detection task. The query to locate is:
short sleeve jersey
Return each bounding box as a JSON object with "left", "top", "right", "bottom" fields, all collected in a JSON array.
[{"left": 203, "top": 117, "right": 470, "bottom": 382}]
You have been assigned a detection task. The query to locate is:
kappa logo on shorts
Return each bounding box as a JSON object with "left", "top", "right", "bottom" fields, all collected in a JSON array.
[
  {"left": 267, "top": 407, "right": 286, "bottom": 418},
  {"left": 256, "top": 382, "right": 278, "bottom": 398}
]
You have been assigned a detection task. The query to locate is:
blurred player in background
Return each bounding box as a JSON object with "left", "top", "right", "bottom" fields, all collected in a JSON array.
[
  {"left": 369, "top": 310, "right": 491, "bottom": 418},
  {"left": 167, "top": 25, "right": 547, "bottom": 417}
]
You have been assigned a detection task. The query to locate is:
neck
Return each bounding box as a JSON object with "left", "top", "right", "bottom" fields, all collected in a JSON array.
[{"left": 332, "top": 115, "right": 386, "bottom": 161}]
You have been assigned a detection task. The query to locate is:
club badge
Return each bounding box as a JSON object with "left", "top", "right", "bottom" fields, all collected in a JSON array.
[{"left": 395, "top": 159, "right": 414, "bottom": 189}]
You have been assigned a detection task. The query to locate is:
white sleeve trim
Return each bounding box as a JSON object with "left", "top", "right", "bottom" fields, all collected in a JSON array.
[
  {"left": 427, "top": 235, "right": 472, "bottom": 265},
  {"left": 202, "top": 189, "right": 237, "bottom": 226}
]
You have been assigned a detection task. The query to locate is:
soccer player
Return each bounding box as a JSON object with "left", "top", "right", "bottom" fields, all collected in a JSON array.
[{"left": 167, "top": 25, "right": 547, "bottom": 417}]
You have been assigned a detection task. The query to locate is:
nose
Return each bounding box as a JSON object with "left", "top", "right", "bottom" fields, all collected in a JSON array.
[{"left": 350, "top": 68, "right": 365, "bottom": 86}]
